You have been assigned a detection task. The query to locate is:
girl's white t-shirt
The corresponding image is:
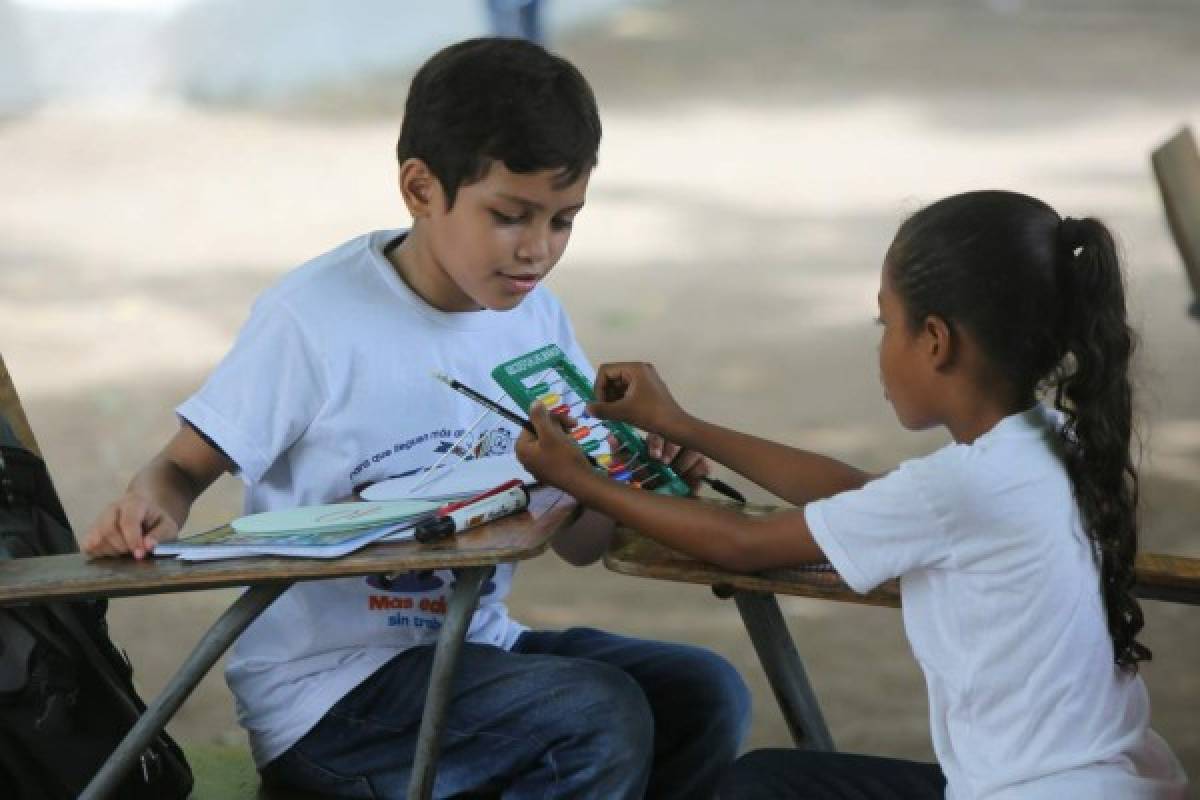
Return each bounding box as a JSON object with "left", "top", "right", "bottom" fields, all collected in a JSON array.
[
  {"left": 177, "top": 230, "right": 593, "bottom": 766},
  {"left": 805, "top": 406, "right": 1188, "bottom": 799}
]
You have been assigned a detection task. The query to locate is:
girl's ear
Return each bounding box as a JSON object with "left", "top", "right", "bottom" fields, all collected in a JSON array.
[
  {"left": 923, "top": 314, "right": 956, "bottom": 371},
  {"left": 398, "top": 158, "right": 441, "bottom": 218}
]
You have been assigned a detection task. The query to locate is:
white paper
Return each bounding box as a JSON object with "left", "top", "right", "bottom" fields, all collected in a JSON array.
[
  {"left": 162, "top": 520, "right": 418, "bottom": 561},
  {"left": 230, "top": 499, "right": 438, "bottom": 535}
]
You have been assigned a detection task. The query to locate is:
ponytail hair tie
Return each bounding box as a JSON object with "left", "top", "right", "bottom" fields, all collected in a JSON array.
[{"left": 1058, "top": 216, "right": 1085, "bottom": 257}]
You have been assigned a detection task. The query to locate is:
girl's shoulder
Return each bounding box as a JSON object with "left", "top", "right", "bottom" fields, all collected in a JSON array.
[
  {"left": 918, "top": 405, "right": 1065, "bottom": 472},
  {"left": 896, "top": 439, "right": 974, "bottom": 486},
  {"left": 897, "top": 409, "right": 1070, "bottom": 514}
]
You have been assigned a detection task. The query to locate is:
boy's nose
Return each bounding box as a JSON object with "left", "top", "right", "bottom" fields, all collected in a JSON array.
[{"left": 517, "top": 228, "right": 550, "bottom": 265}]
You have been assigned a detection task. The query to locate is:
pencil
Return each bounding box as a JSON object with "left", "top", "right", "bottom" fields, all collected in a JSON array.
[
  {"left": 432, "top": 371, "right": 607, "bottom": 471},
  {"left": 430, "top": 371, "right": 744, "bottom": 503},
  {"left": 431, "top": 371, "right": 534, "bottom": 432}
]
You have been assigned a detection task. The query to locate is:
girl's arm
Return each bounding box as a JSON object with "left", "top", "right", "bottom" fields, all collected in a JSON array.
[
  {"left": 517, "top": 404, "right": 825, "bottom": 572},
  {"left": 661, "top": 414, "right": 870, "bottom": 506},
  {"left": 588, "top": 362, "right": 871, "bottom": 506}
]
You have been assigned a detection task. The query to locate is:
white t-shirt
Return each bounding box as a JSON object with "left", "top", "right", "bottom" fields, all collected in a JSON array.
[
  {"left": 805, "top": 406, "right": 1188, "bottom": 799},
  {"left": 177, "top": 230, "right": 593, "bottom": 766}
]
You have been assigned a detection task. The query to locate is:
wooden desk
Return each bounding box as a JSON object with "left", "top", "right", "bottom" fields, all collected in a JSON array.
[
  {"left": 0, "top": 487, "right": 577, "bottom": 800},
  {"left": 605, "top": 527, "right": 1200, "bottom": 754}
]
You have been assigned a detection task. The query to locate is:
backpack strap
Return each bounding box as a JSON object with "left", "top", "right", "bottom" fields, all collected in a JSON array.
[
  {"left": 0, "top": 443, "right": 75, "bottom": 552},
  {"left": 0, "top": 612, "right": 37, "bottom": 693},
  {"left": 0, "top": 415, "right": 20, "bottom": 448},
  {"left": 0, "top": 355, "right": 41, "bottom": 457}
]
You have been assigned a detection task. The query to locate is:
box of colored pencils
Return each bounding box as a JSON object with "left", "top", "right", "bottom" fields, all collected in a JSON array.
[{"left": 492, "top": 345, "right": 692, "bottom": 497}]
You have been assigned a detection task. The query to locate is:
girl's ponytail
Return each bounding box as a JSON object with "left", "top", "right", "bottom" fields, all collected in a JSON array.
[
  {"left": 889, "top": 191, "right": 1151, "bottom": 672},
  {"left": 1053, "top": 216, "right": 1150, "bottom": 672}
]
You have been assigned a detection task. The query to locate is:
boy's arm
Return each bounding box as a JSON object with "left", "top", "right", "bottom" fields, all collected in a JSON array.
[
  {"left": 83, "top": 423, "right": 236, "bottom": 559},
  {"left": 549, "top": 507, "right": 616, "bottom": 566}
]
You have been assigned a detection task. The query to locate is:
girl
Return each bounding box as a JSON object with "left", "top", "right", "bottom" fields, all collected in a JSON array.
[{"left": 515, "top": 190, "right": 1189, "bottom": 799}]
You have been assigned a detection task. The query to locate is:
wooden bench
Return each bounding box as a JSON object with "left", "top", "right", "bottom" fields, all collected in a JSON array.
[
  {"left": 1151, "top": 125, "right": 1200, "bottom": 319},
  {"left": 605, "top": 514, "right": 1200, "bottom": 751}
]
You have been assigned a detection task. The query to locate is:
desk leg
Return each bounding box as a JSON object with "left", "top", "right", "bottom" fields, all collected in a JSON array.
[
  {"left": 734, "top": 591, "right": 836, "bottom": 752},
  {"left": 407, "top": 566, "right": 490, "bottom": 800},
  {"left": 80, "top": 581, "right": 291, "bottom": 800}
]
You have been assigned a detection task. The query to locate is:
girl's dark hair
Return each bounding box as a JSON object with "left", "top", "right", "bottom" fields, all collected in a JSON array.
[
  {"left": 886, "top": 189, "right": 1149, "bottom": 672},
  {"left": 396, "top": 37, "right": 601, "bottom": 208}
]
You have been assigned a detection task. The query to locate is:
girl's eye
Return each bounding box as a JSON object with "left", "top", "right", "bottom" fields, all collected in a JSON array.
[
  {"left": 491, "top": 210, "right": 525, "bottom": 225},
  {"left": 551, "top": 217, "right": 574, "bottom": 232},
  {"left": 873, "top": 315, "right": 884, "bottom": 326}
]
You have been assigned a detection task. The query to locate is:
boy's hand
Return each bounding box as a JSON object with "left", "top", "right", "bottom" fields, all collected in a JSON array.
[
  {"left": 644, "top": 433, "right": 712, "bottom": 492},
  {"left": 515, "top": 403, "right": 593, "bottom": 488},
  {"left": 83, "top": 492, "right": 179, "bottom": 560},
  {"left": 587, "top": 362, "right": 687, "bottom": 436}
]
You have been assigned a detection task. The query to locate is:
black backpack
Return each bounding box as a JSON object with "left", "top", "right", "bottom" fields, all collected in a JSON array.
[{"left": 0, "top": 419, "right": 193, "bottom": 799}]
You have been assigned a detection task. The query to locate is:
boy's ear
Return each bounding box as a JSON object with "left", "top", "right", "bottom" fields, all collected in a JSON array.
[
  {"left": 923, "top": 314, "right": 956, "bottom": 371},
  {"left": 398, "top": 158, "right": 441, "bottom": 218}
]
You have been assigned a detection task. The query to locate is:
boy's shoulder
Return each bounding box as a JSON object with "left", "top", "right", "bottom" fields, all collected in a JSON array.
[{"left": 261, "top": 230, "right": 388, "bottom": 312}]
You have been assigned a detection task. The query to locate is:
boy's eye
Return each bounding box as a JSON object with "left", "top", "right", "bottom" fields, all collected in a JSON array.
[
  {"left": 551, "top": 216, "right": 574, "bottom": 232},
  {"left": 490, "top": 210, "right": 526, "bottom": 225},
  {"left": 873, "top": 315, "right": 884, "bottom": 326}
]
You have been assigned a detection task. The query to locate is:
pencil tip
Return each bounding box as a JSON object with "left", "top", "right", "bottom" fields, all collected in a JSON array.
[{"left": 431, "top": 370, "right": 451, "bottom": 385}]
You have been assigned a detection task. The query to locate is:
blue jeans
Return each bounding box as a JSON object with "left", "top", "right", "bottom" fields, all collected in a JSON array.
[
  {"left": 262, "top": 627, "right": 751, "bottom": 799},
  {"left": 718, "top": 750, "right": 946, "bottom": 799}
]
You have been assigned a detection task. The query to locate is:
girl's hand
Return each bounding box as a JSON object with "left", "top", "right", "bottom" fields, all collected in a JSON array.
[
  {"left": 587, "top": 362, "right": 687, "bottom": 435},
  {"left": 515, "top": 403, "right": 594, "bottom": 488}
]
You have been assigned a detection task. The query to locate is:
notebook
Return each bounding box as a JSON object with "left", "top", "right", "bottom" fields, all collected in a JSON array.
[{"left": 154, "top": 499, "right": 440, "bottom": 561}]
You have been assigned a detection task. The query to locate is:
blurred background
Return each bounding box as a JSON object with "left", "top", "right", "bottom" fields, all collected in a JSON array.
[{"left": 2, "top": 0, "right": 1199, "bottom": 782}]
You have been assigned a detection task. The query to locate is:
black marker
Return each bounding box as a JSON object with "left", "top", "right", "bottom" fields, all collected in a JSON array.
[{"left": 414, "top": 484, "right": 529, "bottom": 543}]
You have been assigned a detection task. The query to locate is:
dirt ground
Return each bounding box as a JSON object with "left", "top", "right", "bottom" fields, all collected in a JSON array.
[{"left": 3, "top": 0, "right": 1199, "bottom": 781}]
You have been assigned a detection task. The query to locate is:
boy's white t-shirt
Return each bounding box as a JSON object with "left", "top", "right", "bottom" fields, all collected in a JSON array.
[
  {"left": 177, "top": 230, "right": 593, "bottom": 766},
  {"left": 806, "top": 406, "right": 1188, "bottom": 799}
]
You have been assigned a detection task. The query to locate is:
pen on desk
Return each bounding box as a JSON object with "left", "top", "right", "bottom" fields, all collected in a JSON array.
[
  {"left": 436, "top": 478, "right": 525, "bottom": 515},
  {"left": 414, "top": 484, "right": 530, "bottom": 543}
]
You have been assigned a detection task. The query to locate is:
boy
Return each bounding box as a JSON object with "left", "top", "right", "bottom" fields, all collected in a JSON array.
[{"left": 84, "top": 38, "right": 749, "bottom": 798}]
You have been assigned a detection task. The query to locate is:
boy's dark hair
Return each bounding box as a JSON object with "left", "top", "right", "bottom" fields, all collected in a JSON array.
[
  {"left": 886, "top": 189, "right": 1150, "bottom": 673},
  {"left": 397, "top": 37, "right": 601, "bottom": 208}
]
